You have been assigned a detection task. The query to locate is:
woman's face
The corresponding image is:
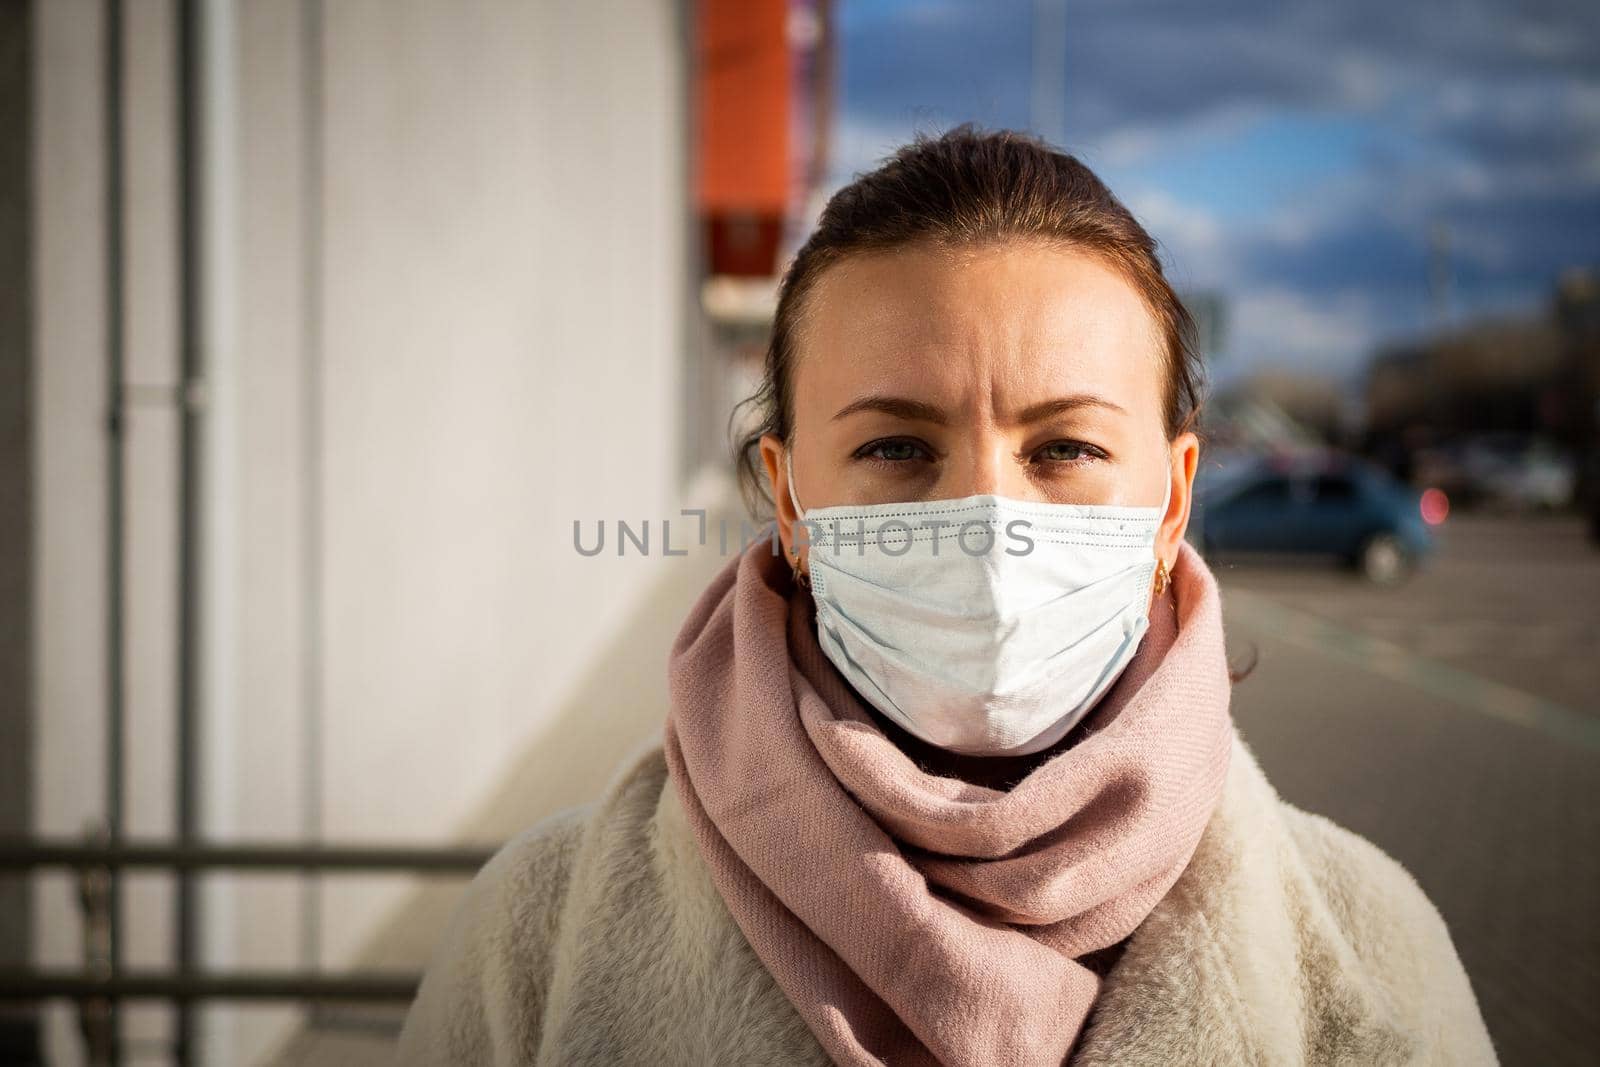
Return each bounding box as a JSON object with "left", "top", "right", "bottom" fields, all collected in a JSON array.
[{"left": 760, "top": 239, "right": 1198, "bottom": 577}]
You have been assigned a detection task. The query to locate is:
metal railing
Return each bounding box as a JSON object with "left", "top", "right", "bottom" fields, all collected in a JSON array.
[
  {"left": 18, "top": 1, "right": 409, "bottom": 1063},
  {"left": 0, "top": 834, "right": 495, "bottom": 1064},
  {"left": 0, "top": 840, "right": 496, "bottom": 875},
  {"left": 17, "top": 1, "right": 522, "bottom": 1064}
]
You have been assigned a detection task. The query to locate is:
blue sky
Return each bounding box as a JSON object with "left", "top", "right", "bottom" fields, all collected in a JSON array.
[{"left": 827, "top": 0, "right": 1600, "bottom": 385}]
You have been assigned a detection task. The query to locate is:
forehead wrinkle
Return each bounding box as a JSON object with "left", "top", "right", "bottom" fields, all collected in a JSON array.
[
  {"left": 790, "top": 240, "right": 1168, "bottom": 437},
  {"left": 797, "top": 253, "right": 971, "bottom": 414}
]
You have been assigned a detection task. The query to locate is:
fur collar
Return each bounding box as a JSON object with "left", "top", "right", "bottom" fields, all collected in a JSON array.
[
  {"left": 1070, "top": 734, "right": 1419, "bottom": 1065},
  {"left": 399, "top": 728, "right": 1494, "bottom": 1065}
]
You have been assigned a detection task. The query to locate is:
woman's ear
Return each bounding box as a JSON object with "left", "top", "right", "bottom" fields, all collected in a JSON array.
[
  {"left": 758, "top": 433, "right": 795, "bottom": 557},
  {"left": 1160, "top": 431, "right": 1200, "bottom": 569}
]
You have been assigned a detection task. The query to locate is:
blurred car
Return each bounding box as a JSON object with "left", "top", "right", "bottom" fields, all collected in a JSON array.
[
  {"left": 1190, "top": 453, "right": 1439, "bottom": 584},
  {"left": 1412, "top": 433, "right": 1576, "bottom": 513}
]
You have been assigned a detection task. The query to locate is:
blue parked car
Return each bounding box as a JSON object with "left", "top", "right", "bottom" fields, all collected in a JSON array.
[{"left": 1190, "top": 454, "right": 1441, "bottom": 584}]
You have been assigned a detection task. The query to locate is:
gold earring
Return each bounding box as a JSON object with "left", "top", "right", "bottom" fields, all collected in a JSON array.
[
  {"left": 790, "top": 544, "right": 811, "bottom": 590},
  {"left": 1152, "top": 557, "right": 1170, "bottom": 596}
]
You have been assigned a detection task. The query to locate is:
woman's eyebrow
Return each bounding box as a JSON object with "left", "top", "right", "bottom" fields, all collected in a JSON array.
[
  {"left": 831, "top": 395, "right": 950, "bottom": 424},
  {"left": 830, "top": 393, "right": 1127, "bottom": 425},
  {"left": 1013, "top": 394, "right": 1128, "bottom": 422}
]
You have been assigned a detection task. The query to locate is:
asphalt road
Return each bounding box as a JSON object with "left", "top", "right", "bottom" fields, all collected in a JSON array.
[{"left": 1216, "top": 515, "right": 1600, "bottom": 1067}]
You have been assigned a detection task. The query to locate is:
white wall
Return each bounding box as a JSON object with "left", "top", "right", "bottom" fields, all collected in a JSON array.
[
  {"left": 31, "top": 0, "right": 690, "bottom": 1062},
  {"left": 32, "top": 2, "right": 114, "bottom": 1060}
]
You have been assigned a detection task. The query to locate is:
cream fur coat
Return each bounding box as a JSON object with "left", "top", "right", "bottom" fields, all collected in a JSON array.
[{"left": 397, "top": 731, "right": 1496, "bottom": 1065}]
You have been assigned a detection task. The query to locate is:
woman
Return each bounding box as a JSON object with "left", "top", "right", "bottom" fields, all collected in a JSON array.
[{"left": 397, "top": 126, "right": 1495, "bottom": 1066}]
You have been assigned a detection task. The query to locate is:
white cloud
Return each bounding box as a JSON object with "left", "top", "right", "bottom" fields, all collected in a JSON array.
[
  {"left": 827, "top": 112, "right": 945, "bottom": 187},
  {"left": 1116, "top": 186, "right": 1236, "bottom": 286},
  {"left": 1078, "top": 102, "right": 1267, "bottom": 169},
  {"left": 1222, "top": 286, "right": 1392, "bottom": 379}
]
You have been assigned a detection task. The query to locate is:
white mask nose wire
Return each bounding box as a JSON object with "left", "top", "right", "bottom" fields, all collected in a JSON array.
[{"left": 785, "top": 448, "right": 805, "bottom": 520}]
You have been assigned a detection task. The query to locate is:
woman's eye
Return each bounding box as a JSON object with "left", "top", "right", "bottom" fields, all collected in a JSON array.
[
  {"left": 856, "top": 438, "right": 930, "bottom": 463},
  {"left": 1035, "top": 440, "right": 1101, "bottom": 464}
]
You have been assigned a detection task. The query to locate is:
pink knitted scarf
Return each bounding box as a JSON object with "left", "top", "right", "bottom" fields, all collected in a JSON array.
[{"left": 662, "top": 538, "right": 1234, "bottom": 1066}]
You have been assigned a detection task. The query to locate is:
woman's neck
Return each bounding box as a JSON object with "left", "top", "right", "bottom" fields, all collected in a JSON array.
[{"left": 862, "top": 704, "right": 1086, "bottom": 791}]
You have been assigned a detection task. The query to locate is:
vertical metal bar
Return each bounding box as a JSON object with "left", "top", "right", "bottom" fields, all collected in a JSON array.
[
  {"left": 677, "top": 0, "right": 706, "bottom": 487},
  {"left": 809, "top": 0, "right": 834, "bottom": 196},
  {"left": 297, "top": 0, "right": 326, "bottom": 981},
  {"left": 0, "top": 0, "right": 39, "bottom": 1057},
  {"left": 175, "top": 0, "right": 203, "bottom": 1062},
  {"left": 1030, "top": 0, "right": 1067, "bottom": 148},
  {"left": 102, "top": 1, "right": 126, "bottom": 1063}
]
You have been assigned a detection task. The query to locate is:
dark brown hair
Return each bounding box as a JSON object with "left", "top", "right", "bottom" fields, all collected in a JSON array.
[{"left": 733, "top": 123, "right": 1206, "bottom": 515}]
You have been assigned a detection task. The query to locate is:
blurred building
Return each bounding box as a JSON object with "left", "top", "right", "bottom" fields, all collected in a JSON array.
[
  {"left": 9, "top": 1, "right": 728, "bottom": 1064},
  {"left": 1555, "top": 269, "right": 1600, "bottom": 449},
  {"left": 1207, "top": 371, "right": 1353, "bottom": 450},
  {"left": 8, "top": 1, "right": 844, "bottom": 1062},
  {"left": 1365, "top": 269, "right": 1600, "bottom": 453},
  {"left": 1183, "top": 289, "right": 1228, "bottom": 367},
  {"left": 692, "top": 0, "right": 833, "bottom": 480},
  {"left": 696, "top": 0, "right": 831, "bottom": 280}
]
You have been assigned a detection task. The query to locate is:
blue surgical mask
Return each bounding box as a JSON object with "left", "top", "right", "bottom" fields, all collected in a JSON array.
[{"left": 787, "top": 451, "right": 1170, "bottom": 756}]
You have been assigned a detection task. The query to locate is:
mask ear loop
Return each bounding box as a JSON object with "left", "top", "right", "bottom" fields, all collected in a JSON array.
[{"left": 784, "top": 449, "right": 812, "bottom": 590}]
